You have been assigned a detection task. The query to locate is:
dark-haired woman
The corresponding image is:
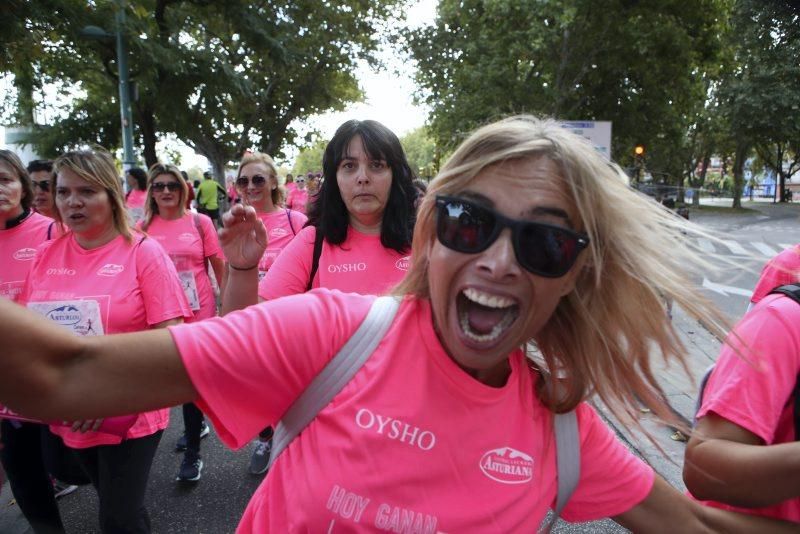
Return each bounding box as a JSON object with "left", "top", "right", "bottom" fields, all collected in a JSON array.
[
  {"left": 137, "top": 163, "right": 225, "bottom": 483},
  {"left": 221, "top": 119, "right": 416, "bottom": 474},
  {"left": 125, "top": 167, "right": 148, "bottom": 224}
]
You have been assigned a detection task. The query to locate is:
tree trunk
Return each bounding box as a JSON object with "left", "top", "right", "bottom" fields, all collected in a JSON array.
[
  {"left": 136, "top": 102, "right": 159, "bottom": 168},
  {"left": 731, "top": 142, "right": 749, "bottom": 209}
]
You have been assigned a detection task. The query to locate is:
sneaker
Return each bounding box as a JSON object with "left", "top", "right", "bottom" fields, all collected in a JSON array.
[
  {"left": 175, "top": 421, "right": 210, "bottom": 452},
  {"left": 248, "top": 438, "right": 272, "bottom": 475},
  {"left": 53, "top": 481, "right": 78, "bottom": 500},
  {"left": 176, "top": 452, "right": 203, "bottom": 482}
]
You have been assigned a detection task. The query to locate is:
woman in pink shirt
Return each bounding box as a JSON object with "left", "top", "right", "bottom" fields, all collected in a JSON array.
[
  {"left": 222, "top": 121, "right": 416, "bottom": 473},
  {"left": 1, "top": 117, "right": 797, "bottom": 532},
  {"left": 125, "top": 167, "right": 148, "bottom": 224},
  {"left": 20, "top": 150, "right": 192, "bottom": 533},
  {"left": 232, "top": 152, "right": 307, "bottom": 282},
  {"left": 138, "top": 162, "right": 225, "bottom": 483},
  {"left": 0, "top": 149, "right": 66, "bottom": 533}
]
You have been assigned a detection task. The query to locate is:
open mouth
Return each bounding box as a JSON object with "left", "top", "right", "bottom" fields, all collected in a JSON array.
[
  {"left": 68, "top": 213, "right": 86, "bottom": 222},
  {"left": 457, "top": 287, "right": 519, "bottom": 343}
]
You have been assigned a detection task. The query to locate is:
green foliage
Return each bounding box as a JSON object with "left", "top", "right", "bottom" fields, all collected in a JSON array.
[
  {"left": 400, "top": 127, "right": 435, "bottom": 178},
  {"left": 292, "top": 139, "right": 327, "bottom": 176}
]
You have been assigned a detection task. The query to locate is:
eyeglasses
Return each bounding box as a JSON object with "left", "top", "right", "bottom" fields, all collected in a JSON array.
[
  {"left": 151, "top": 182, "right": 182, "bottom": 192},
  {"left": 32, "top": 180, "right": 50, "bottom": 192},
  {"left": 435, "top": 195, "right": 590, "bottom": 278},
  {"left": 236, "top": 175, "right": 268, "bottom": 188}
]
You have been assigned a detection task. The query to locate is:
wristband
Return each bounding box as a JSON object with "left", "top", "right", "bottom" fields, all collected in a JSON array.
[{"left": 229, "top": 263, "right": 258, "bottom": 271}]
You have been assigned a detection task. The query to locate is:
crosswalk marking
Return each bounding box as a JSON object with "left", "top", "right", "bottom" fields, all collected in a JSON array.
[
  {"left": 697, "top": 238, "right": 716, "bottom": 253},
  {"left": 779, "top": 243, "right": 794, "bottom": 250},
  {"left": 750, "top": 242, "right": 778, "bottom": 257},
  {"left": 720, "top": 240, "right": 749, "bottom": 255}
]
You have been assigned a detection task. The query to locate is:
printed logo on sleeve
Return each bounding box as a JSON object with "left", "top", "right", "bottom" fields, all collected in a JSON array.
[
  {"left": 269, "top": 227, "right": 288, "bottom": 238},
  {"left": 395, "top": 256, "right": 410, "bottom": 271},
  {"left": 97, "top": 264, "right": 124, "bottom": 277},
  {"left": 13, "top": 248, "right": 37, "bottom": 261},
  {"left": 178, "top": 232, "right": 195, "bottom": 242},
  {"left": 479, "top": 447, "right": 534, "bottom": 484}
]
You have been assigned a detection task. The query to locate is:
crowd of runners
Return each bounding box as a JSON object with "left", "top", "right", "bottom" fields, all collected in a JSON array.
[{"left": 1, "top": 116, "right": 799, "bottom": 533}]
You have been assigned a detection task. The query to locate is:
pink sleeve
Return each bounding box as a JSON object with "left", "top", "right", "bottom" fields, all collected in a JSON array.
[
  {"left": 136, "top": 238, "right": 194, "bottom": 325},
  {"left": 750, "top": 252, "right": 799, "bottom": 303},
  {"left": 198, "top": 213, "right": 222, "bottom": 258},
  {"left": 169, "top": 290, "right": 374, "bottom": 448},
  {"left": 560, "top": 403, "right": 655, "bottom": 522},
  {"left": 291, "top": 210, "right": 308, "bottom": 234},
  {"left": 697, "top": 295, "right": 800, "bottom": 443},
  {"left": 258, "top": 226, "right": 316, "bottom": 300}
]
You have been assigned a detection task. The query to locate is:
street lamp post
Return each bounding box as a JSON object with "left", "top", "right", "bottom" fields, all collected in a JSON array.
[{"left": 80, "top": 0, "right": 135, "bottom": 170}]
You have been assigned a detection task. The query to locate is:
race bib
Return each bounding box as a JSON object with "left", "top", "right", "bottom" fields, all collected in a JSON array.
[
  {"left": 27, "top": 300, "right": 105, "bottom": 336},
  {"left": 128, "top": 207, "right": 144, "bottom": 224},
  {"left": 179, "top": 271, "right": 201, "bottom": 311}
]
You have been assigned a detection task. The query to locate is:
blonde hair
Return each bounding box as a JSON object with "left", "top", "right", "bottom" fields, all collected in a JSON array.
[
  {"left": 53, "top": 150, "right": 133, "bottom": 242},
  {"left": 141, "top": 163, "right": 188, "bottom": 231},
  {"left": 396, "top": 115, "right": 730, "bottom": 433},
  {"left": 237, "top": 152, "right": 282, "bottom": 207}
]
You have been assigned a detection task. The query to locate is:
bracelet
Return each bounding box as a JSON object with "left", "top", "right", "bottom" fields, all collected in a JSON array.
[{"left": 229, "top": 263, "right": 259, "bottom": 271}]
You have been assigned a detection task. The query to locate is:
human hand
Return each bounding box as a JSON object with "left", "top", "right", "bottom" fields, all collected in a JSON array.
[
  {"left": 218, "top": 204, "right": 268, "bottom": 270},
  {"left": 70, "top": 419, "right": 104, "bottom": 433}
]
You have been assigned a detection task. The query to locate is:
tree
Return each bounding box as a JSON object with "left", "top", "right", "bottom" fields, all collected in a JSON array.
[
  {"left": 405, "top": 0, "right": 728, "bottom": 184},
  {"left": 400, "top": 127, "right": 435, "bottom": 179},
  {"left": 292, "top": 139, "right": 327, "bottom": 176}
]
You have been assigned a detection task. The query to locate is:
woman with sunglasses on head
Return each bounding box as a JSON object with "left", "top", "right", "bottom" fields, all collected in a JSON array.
[
  {"left": 16, "top": 150, "right": 192, "bottom": 533},
  {"left": 221, "top": 120, "right": 416, "bottom": 474},
  {"left": 1, "top": 117, "right": 797, "bottom": 532},
  {"left": 137, "top": 162, "right": 225, "bottom": 483},
  {"left": 229, "top": 152, "right": 307, "bottom": 284},
  {"left": 0, "top": 150, "right": 67, "bottom": 534}
]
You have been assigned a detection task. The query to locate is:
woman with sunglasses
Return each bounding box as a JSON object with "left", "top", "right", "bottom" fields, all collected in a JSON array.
[
  {"left": 138, "top": 162, "right": 225, "bottom": 483},
  {"left": 230, "top": 152, "right": 307, "bottom": 283},
  {"left": 27, "top": 159, "right": 57, "bottom": 219},
  {"left": 221, "top": 120, "right": 416, "bottom": 474},
  {"left": 0, "top": 150, "right": 67, "bottom": 533},
  {"left": 0, "top": 117, "right": 796, "bottom": 532},
  {"left": 16, "top": 150, "right": 191, "bottom": 533}
]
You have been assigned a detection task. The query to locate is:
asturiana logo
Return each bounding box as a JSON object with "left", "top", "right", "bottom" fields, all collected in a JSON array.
[
  {"left": 479, "top": 447, "right": 534, "bottom": 485},
  {"left": 13, "top": 248, "right": 37, "bottom": 261},
  {"left": 46, "top": 304, "right": 82, "bottom": 325},
  {"left": 270, "top": 228, "right": 288, "bottom": 238},
  {"left": 97, "top": 264, "right": 124, "bottom": 277},
  {"left": 395, "top": 256, "right": 410, "bottom": 271}
]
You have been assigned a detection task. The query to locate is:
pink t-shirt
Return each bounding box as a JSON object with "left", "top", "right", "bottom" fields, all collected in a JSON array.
[
  {"left": 751, "top": 245, "right": 800, "bottom": 304},
  {"left": 21, "top": 233, "right": 193, "bottom": 447},
  {"left": 259, "top": 226, "right": 409, "bottom": 300},
  {"left": 286, "top": 188, "right": 309, "bottom": 214},
  {"left": 256, "top": 209, "right": 307, "bottom": 278},
  {"left": 139, "top": 213, "right": 221, "bottom": 321},
  {"left": 694, "top": 293, "right": 800, "bottom": 521},
  {"left": 171, "top": 291, "right": 654, "bottom": 532},
  {"left": 285, "top": 182, "right": 297, "bottom": 194},
  {"left": 126, "top": 189, "right": 147, "bottom": 223},
  {"left": 0, "top": 211, "right": 53, "bottom": 302}
]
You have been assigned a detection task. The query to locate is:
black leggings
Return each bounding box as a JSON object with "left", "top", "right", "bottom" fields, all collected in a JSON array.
[
  {"left": 0, "top": 420, "right": 65, "bottom": 534},
  {"left": 73, "top": 431, "right": 163, "bottom": 534},
  {"left": 182, "top": 403, "right": 205, "bottom": 453}
]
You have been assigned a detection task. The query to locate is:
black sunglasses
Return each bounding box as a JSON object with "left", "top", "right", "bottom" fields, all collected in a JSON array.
[
  {"left": 32, "top": 180, "right": 50, "bottom": 192},
  {"left": 151, "top": 182, "right": 182, "bottom": 192},
  {"left": 236, "top": 175, "right": 268, "bottom": 188},
  {"left": 435, "top": 195, "right": 590, "bottom": 278}
]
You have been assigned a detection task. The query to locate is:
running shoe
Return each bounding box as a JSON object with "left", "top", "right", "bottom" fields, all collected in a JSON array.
[
  {"left": 176, "top": 451, "right": 203, "bottom": 482},
  {"left": 53, "top": 480, "right": 78, "bottom": 499},
  {"left": 175, "top": 420, "right": 210, "bottom": 452},
  {"left": 248, "top": 438, "right": 272, "bottom": 475}
]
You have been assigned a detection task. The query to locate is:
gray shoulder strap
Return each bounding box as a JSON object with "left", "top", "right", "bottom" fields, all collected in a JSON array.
[
  {"left": 268, "top": 296, "right": 401, "bottom": 469},
  {"left": 539, "top": 410, "right": 580, "bottom": 533}
]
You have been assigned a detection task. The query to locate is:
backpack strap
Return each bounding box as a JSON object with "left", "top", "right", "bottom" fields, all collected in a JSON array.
[
  {"left": 539, "top": 410, "right": 580, "bottom": 533},
  {"left": 47, "top": 221, "right": 55, "bottom": 240},
  {"left": 770, "top": 284, "right": 800, "bottom": 304},
  {"left": 305, "top": 227, "right": 324, "bottom": 292},
  {"left": 268, "top": 296, "right": 401, "bottom": 469},
  {"left": 286, "top": 209, "right": 296, "bottom": 236}
]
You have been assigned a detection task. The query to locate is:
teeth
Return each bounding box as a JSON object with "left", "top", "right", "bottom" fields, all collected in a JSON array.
[
  {"left": 459, "top": 308, "right": 516, "bottom": 343},
  {"left": 462, "top": 288, "right": 515, "bottom": 309}
]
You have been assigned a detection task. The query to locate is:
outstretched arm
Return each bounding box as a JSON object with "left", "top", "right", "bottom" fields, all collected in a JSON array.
[
  {"left": 0, "top": 298, "right": 196, "bottom": 422},
  {"left": 684, "top": 413, "right": 800, "bottom": 507},
  {"left": 614, "top": 476, "right": 797, "bottom": 532},
  {"left": 219, "top": 204, "right": 267, "bottom": 315}
]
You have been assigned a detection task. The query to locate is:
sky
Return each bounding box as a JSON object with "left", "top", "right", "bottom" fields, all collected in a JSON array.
[{"left": 1, "top": 0, "right": 437, "bottom": 171}]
